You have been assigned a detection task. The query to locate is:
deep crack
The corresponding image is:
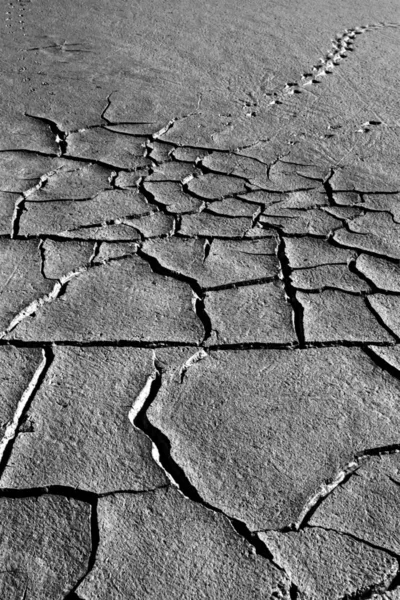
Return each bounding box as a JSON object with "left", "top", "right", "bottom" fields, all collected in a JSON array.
[
  {"left": 129, "top": 358, "right": 290, "bottom": 574},
  {"left": 277, "top": 233, "right": 305, "bottom": 347},
  {"left": 0, "top": 347, "right": 51, "bottom": 478}
]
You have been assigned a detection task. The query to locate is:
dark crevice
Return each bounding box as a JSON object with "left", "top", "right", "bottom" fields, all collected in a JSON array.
[
  {"left": 207, "top": 341, "right": 298, "bottom": 350},
  {"left": 346, "top": 207, "right": 398, "bottom": 226},
  {"left": 305, "top": 339, "right": 398, "bottom": 348},
  {"left": 0, "top": 486, "right": 101, "bottom": 600},
  {"left": 347, "top": 257, "right": 379, "bottom": 292},
  {"left": 55, "top": 272, "right": 85, "bottom": 302},
  {"left": 12, "top": 147, "right": 148, "bottom": 177},
  {"left": 0, "top": 484, "right": 163, "bottom": 600},
  {"left": 144, "top": 139, "right": 154, "bottom": 160},
  {"left": 15, "top": 231, "right": 141, "bottom": 243},
  {"left": 0, "top": 148, "right": 60, "bottom": 159},
  {"left": 0, "top": 484, "right": 167, "bottom": 500},
  {"left": 0, "top": 340, "right": 198, "bottom": 349},
  {"left": 195, "top": 161, "right": 256, "bottom": 185},
  {"left": 65, "top": 498, "right": 99, "bottom": 599},
  {"left": 388, "top": 570, "right": 400, "bottom": 592},
  {"left": 0, "top": 347, "right": 52, "bottom": 479},
  {"left": 293, "top": 261, "right": 348, "bottom": 271},
  {"left": 100, "top": 91, "right": 117, "bottom": 124},
  {"left": 251, "top": 204, "right": 263, "bottom": 228},
  {"left": 230, "top": 519, "right": 278, "bottom": 561},
  {"left": 0, "top": 485, "right": 96, "bottom": 502},
  {"left": 388, "top": 475, "right": 400, "bottom": 488},
  {"left": 308, "top": 523, "right": 400, "bottom": 561},
  {"left": 194, "top": 295, "right": 212, "bottom": 343},
  {"left": 332, "top": 204, "right": 399, "bottom": 224},
  {"left": 294, "top": 459, "right": 363, "bottom": 530},
  {"left": 238, "top": 150, "right": 276, "bottom": 170},
  {"left": 89, "top": 241, "right": 101, "bottom": 267},
  {"left": 365, "top": 296, "right": 400, "bottom": 342},
  {"left": 11, "top": 197, "right": 25, "bottom": 239},
  {"left": 178, "top": 143, "right": 232, "bottom": 155},
  {"left": 105, "top": 120, "right": 156, "bottom": 127},
  {"left": 305, "top": 524, "right": 400, "bottom": 594},
  {"left": 129, "top": 247, "right": 279, "bottom": 342},
  {"left": 356, "top": 444, "right": 400, "bottom": 460},
  {"left": 364, "top": 346, "right": 400, "bottom": 380},
  {"left": 26, "top": 193, "right": 111, "bottom": 205},
  {"left": 291, "top": 445, "right": 400, "bottom": 536},
  {"left": 292, "top": 285, "right": 368, "bottom": 296},
  {"left": 349, "top": 259, "right": 400, "bottom": 297},
  {"left": 132, "top": 365, "right": 289, "bottom": 575},
  {"left": 175, "top": 231, "right": 263, "bottom": 241},
  {"left": 133, "top": 367, "right": 208, "bottom": 500},
  {"left": 204, "top": 275, "right": 279, "bottom": 292},
  {"left": 0, "top": 339, "right": 396, "bottom": 350},
  {"left": 107, "top": 170, "right": 119, "bottom": 189},
  {"left": 60, "top": 152, "right": 147, "bottom": 173},
  {"left": 16, "top": 229, "right": 277, "bottom": 244},
  {"left": 323, "top": 168, "right": 337, "bottom": 207},
  {"left": 137, "top": 177, "right": 170, "bottom": 212},
  {"left": 0, "top": 234, "right": 20, "bottom": 240},
  {"left": 37, "top": 238, "right": 47, "bottom": 279},
  {"left": 3, "top": 145, "right": 148, "bottom": 175},
  {"left": 136, "top": 247, "right": 202, "bottom": 296},
  {"left": 277, "top": 234, "right": 305, "bottom": 347},
  {"left": 37, "top": 235, "right": 136, "bottom": 248},
  {"left": 180, "top": 181, "right": 253, "bottom": 204},
  {"left": 202, "top": 237, "right": 212, "bottom": 262},
  {"left": 289, "top": 582, "right": 299, "bottom": 600},
  {"left": 25, "top": 113, "right": 67, "bottom": 156},
  {"left": 329, "top": 235, "right": 400, "bottom": 265},
  {"left": 331, "top": 188, "right": 400, "bottom": 195},
  {"left": 38, "top": 208, "right": 153, "bottom": 232}
]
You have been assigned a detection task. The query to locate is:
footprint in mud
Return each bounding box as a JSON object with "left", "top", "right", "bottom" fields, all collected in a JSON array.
[
  {"left": 357, "top": 119, "right": 383, "bottom": 133},
  {"left": 266, "top": 22, "right": 399, "bottom": 106},
  {"left": 27, "top": 35, "right": 93, "bottom": 62}
]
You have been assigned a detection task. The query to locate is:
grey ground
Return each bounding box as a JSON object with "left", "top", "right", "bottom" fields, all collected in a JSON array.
[{"left": 1, "top": 0, "right": 400, "bottom": 598}]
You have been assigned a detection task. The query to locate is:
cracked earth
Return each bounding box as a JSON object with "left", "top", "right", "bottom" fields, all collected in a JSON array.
[{"left": 1, "top": 0, "right": 400, "bottom": 598}]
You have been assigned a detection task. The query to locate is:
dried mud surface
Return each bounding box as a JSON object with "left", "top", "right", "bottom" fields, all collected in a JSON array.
[{"left": 1, "top": 0, "right": 400, "bottom": 598}]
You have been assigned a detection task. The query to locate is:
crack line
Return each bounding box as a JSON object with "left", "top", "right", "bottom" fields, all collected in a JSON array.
[
  {"left": 294, "top": 445, "right": 400, "bottom": 531},
  {"left": 0, "top": 267, "right": 87, "bottom": 340},
  {"left": 0, "top": 348, "right": 50, "bottom": 476},
  {"left": 129, "top": 354, "right": 291, "bottom": 574}
]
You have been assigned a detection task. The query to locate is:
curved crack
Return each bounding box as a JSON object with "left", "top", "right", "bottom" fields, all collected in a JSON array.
[
  {"left": 0, "top": 348, "right": 50, "bottom": 477},
  {"left": 129, "top": 354, "right": 291, "bottom": 577},
  {"left": 294, "top": 445, "right": 400, "bottom": 532},
  {"left": 0, "top": 267, "right": 87, "bottom": 340},
  {"left": 277, "top": 233, "right": 305, "bottom": 347}
]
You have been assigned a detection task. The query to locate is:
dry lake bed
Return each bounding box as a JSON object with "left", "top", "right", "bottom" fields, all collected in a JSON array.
[{"left": 1, "top": 0, "right": 400, "bottom": 597}]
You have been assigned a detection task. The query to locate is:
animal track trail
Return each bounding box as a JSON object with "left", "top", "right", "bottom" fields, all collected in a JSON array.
[{"left": 266, "top": 22, "right": 400, "bottom": 106}]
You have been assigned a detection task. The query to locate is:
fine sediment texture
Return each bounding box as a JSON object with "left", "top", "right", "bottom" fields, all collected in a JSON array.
[{"left": 1, "top": 1, "right": 400, "bottom": 598}]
